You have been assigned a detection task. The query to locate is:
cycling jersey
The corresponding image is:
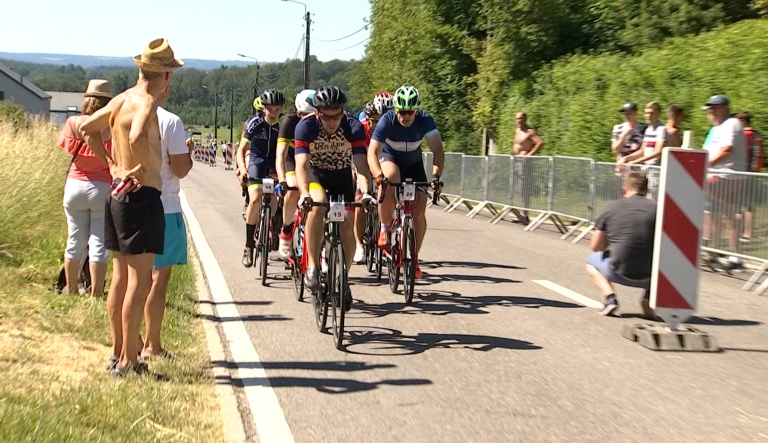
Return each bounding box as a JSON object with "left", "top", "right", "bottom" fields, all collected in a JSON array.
[
  {"left": 295, "top": 115, "right": 367, "bottom": 170},
  {"left": 372, "top": 110, "right": 439, "bottom": 167},
  {"left": 361, "top": 117, "right": 373, "bottom": 145},
  {"left": 278, "top": 113, "right": 304, "bottom": 174},
  {"left": 243, "top": 114, "right": 280, "bottom": 165}
]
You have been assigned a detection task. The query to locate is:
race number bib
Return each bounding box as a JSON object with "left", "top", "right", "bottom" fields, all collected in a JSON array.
[
  {"left": 403, "top": 183, "right": 416, "bottom": 201},
  {"left": 329, "top": 202, "right": 345, "bottom": 222},
  {"left": 262, "top": 179, "right": 275, "bottom": 193}
]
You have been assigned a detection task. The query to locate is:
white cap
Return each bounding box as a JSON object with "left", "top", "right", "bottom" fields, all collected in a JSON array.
[{"left": 295, "top": 89, "right": 316, "bottom": 114}]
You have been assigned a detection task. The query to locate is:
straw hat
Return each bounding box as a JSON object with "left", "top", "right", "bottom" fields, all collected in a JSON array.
[
  {"left": 133, "top": 38, "right": 184, "bottom": 72},
  {"left": 83, "top": 79, "right": 113, "bottom": 98}
]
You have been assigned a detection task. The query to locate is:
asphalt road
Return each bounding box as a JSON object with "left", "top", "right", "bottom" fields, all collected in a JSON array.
[{"left": 183, "top": 161, "right": 768, "bottom": 443}]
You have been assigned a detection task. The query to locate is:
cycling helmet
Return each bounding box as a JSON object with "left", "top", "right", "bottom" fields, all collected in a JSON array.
[
  {"left": 364, "top": 100, "right": 386, "bottom": 117},
  {"left": 374, "top": 91, "right": 393, "bottom": 109},
  {"left": 312, "top": 86, "right": 347, "bottom": 109},
  {"left": 393, "top": 86, "right": 421, "bottom": 111},
  {"left": 295, "top": 89, "right": 316, "bottom": 114},
  {"left": 252, "top": 96, "right": 263, "bottom": 111},
  {"left": 260, "top": 89, "right": 286, "bottom": 106}
]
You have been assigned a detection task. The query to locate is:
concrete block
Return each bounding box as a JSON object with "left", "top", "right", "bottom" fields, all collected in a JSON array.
[{"left": 621, "top": 323, "right": 720, "bottom": 352}]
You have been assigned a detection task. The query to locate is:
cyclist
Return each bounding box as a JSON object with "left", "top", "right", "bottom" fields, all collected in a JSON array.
[
  {"left": 238, "top": 89, "right": 285, "bottom": 267},
  {"left": 236, "top": 97, "right": 266, "bottom": 216},
  {"left": 353, "top": 100, "right": 387, "bottom": 263},
  {"left": 276, "top": 89, "right": 315, "bottom": 257},
  {"left": 367, "top": 85, "right": 445, "bottom": 278},
  {"left": 374, "top": 91, "right": 394, "bottom": 111},
  {"left": 294, "top": 86, "right": 374, "bottom": 308}
]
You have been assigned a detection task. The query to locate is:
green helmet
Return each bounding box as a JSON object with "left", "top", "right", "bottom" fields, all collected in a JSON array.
[
  {"left": 253, "top": 96, "right": 263, "bottom": 111},
  {"left": 393, "top": 85, "right": 421, "bottom": 111}
]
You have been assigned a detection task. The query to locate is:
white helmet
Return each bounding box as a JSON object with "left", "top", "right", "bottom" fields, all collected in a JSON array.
[{"left": 295, "top": 89, "right": 316, "bottom": 115}]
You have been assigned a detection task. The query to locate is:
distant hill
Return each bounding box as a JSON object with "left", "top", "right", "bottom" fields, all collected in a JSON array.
[{"left": 0, "top": 52, "right": 262, "bottom": 71}]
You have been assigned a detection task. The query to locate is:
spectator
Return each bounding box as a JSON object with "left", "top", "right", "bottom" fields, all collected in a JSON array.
[
  {"left": 702, "top": 95, "right": 748, "bottom": 270},
  {"left": 622, "top": 101, "right": 666, "bottom": 195},
  {"left": 57, "top": 79, "right": 113, "bottom": 297},
  {"left": 665, "top": 104, "right": 685, "bottom": 148},
  {"left": 611, "top": 102, "right": 647, "bottom": 161},
  {"left": 736, "top": 112, "right": 764, "bottom": 241},
  {"left": 220, "top": 140, "right": 228, "bottom": 162},
  {"left": 141, "top": 85, "right": 193, "bottom": 360},
  {"left": 586, "top": 171, "right": 657, "bottom": 318},
  {"left": 513, "top": 112, "right": 544, "bottom": 223}
]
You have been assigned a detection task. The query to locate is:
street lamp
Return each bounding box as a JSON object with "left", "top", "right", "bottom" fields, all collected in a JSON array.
[
  {"left": 202, "top": 85, "right": 218, "bottom": 141},
  {"left": 237, "top": 53, "right": 260, "bottom": 103},
  {"left": 281, "top": 0, "right": 310, "bottom": 89}
]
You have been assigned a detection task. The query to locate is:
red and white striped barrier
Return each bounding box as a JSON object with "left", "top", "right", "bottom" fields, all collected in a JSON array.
[
  {"left": 225, "top": 143, "right": 233, "bottom": 170},
  {"left": 650, "top": 148, "right": 707, "bottom": 329}
]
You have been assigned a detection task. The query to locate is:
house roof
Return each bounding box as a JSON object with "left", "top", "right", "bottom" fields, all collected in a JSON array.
[
  {"left": 0, "top": 61, "right": 51, "bottom": 100},
  {"left": 47, "top": 91, "right": 83, "bottom": 112}
]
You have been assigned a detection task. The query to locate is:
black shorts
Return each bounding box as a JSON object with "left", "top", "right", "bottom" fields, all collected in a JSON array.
[
  {"left": 309, "top": 167, "right": 355, "bottom": 203},
  {"left": 285, "top": 148, "right": 296, "bottom": 175},
  {"left": 248, "top": 157, "right": 277, "bottom": 188},
  {"left": 105, "top": 187, "right": 165, "bottom": 255},
  {"left": 379, "top": 153, "right": 428, "bottom": 188}
]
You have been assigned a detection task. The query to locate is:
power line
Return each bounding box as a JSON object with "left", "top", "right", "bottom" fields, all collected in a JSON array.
[
  {"left": 321, "top": 37, "right": 370, "bottom": 52},
  {"left": 261, "top": 35, "right": 305, "bottom": 85},
  {"left": 315, "top": 25, "right": 367, "bottom": 43}
]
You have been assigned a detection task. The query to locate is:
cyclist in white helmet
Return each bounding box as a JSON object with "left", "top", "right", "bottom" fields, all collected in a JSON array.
[
  {"left": 276, "top": 89, "right": 316, "bottom": 257},
  {"left": 367, "top": 85, "right": 444, "bottom": 279}
]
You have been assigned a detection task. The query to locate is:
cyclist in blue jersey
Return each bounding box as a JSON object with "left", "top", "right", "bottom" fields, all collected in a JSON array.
[
  {"left": 237, "top": 89, "right": 285, "bottom": 267},
  {"left": 294, "top": 86, "right": 374, "bottom": 306},
  {"left": 367, "top": 85, "right": 445, "bottom": 278}
]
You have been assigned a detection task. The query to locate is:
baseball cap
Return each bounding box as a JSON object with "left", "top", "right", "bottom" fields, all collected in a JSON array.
[
  {"left": 701, "top": 95, "right": 729, "bottom": 110},
  {"left": 619, "top": 102, "right": 638, "bottom": 113}
]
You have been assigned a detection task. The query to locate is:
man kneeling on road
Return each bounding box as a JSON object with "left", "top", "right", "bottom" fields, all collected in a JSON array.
[{"left": 586, "top": 171, "right": 657, "bottom": 318}]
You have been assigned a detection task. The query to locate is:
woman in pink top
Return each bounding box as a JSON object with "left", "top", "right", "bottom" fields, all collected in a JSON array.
[{"left": 58, "top": 79, "right": 113, "bottom": 297}]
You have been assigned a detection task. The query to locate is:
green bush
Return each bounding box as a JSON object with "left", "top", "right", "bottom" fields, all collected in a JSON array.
[
  {"left": 496, "top": 19, "right": 768, "bottom": 160},
  {"left": 0, "top": 100, "right": 29, "bottom": 130}
]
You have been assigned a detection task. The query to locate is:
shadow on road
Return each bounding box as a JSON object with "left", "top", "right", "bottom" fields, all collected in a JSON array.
[
  {"left": 416, "top": 273, "right": 521, "bottom": 285},
  {"left": 196, "top": 313, "right": 292, "bottom": 323},
  {"left": 620, "top": 314, "right": 761, "bottom": 327},
  {"left": 421, "top": 260, "right": 526, "bottom": 271},
  {"left": 348, "top": 290, "right": 581, "bottom": 319},
  {"left": 216, "top": 374, "right": 432, "bottom": 394},
  {"left": 197, "top": 300, "right": 273, "bottom": 307},
  {"left": 343, "top": 326, "right": 541, "bottom": 356},
  {"left": 211, "top": 360, "right": 396, "bottom": 372}
]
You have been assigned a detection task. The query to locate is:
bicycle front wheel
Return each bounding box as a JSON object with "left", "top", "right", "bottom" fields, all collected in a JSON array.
[
  {"left": 403, "top": 224, "right": 417, "bottom": 305},
  {"left": 292, "top": 225, "right": 305, "bottom": 301},
  {"left": 259, "top": 205, "right": 271, "bottom": 286},
  {"left": 388, "top": 229, "right": 401, "bottom": 294},
  {"left": 329, "top": 242, "right": 347, "bottom": 350}
]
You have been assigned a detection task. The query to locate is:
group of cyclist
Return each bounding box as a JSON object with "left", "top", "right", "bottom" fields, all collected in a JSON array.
[{"left": 234, "top": 84, "right": 445, "bottom": 309}]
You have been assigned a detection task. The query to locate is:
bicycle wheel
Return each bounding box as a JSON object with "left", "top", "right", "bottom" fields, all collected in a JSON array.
[
  {"left": 259, "top": 205, "right": 270, "bottom": 286},
  {"left": 375, "top": 243, "right": 383, "bottom": 280},
  {"left": 388, "top": 229, "right": 401, "bottom": 294},
  {"left": 329, "top": 242, "right": 347, "bottom": 350},
  {"left": 292, "top": 225, "right": 305, "bottom": 301},
  {"left": 403, "top": 223, "right": 417, "bottom": 305},
  {"left": 271, "top": 202, "right": 283, "bottom": 252},
  {"left": 312, "top": 241, "right": 329, "bottom": 332}
]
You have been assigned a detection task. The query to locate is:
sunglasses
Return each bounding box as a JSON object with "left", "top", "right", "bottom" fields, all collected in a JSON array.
[{"left": 396, "top": 110, "right": 416, "bottom": 116}]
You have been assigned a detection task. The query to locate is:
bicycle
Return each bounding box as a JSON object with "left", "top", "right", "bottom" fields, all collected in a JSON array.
[
  {"left": 381, "top": 179, "right": 440, "bottom": 305},
  {"left": 363, "top": 201, "right": 382, "bottom": 279},
  {"left": 278, "top": 186, "right": 305, "bottom": 301},
  {"left": 255, "top": 177, "right": 281, "bottom": 286},
  {"left": 304, "top": 197, "right": 365, "bottom": 350}
]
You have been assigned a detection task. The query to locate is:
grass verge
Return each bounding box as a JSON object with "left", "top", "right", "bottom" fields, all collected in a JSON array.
[{"left": 0, "top": 120, "right": 225, "bottom": 442}]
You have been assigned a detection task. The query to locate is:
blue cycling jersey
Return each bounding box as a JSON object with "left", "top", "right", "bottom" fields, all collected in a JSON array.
[
  {"left": 242, "top": 114, "right": 280, "bottom": 164},
  {"left": 371, "top": 110, "right": 439, "bottom": 166}
]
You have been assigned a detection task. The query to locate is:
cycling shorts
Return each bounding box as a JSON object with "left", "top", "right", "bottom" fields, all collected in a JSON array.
[
  {"left": 285, "top": 148, "right": 296, "bottom": 176},
  {"left": 379, "top": 153, "right": 428, "bottom": 187},
  {"left": 309, "top": 166, "right": 355, "bottom": 204},
  {"left": 248, "top": 157, "right": 277, "bottom": 190}
]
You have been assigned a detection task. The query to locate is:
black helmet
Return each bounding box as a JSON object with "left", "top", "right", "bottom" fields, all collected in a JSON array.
[
  {"left": 312, "top": 86, "right": 347, "bottom": 109},
  {"left": 260, "top": 89, "right": 286, "bottom": 106}
]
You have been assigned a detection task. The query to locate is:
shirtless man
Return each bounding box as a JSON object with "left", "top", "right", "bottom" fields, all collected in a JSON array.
[
  {"left": 513, "top": 112, "right": 543, "bottom": 222},
  {"left": 81, "top": 38, "right": 183, "bottom": 377},
  {"left": 513, "top": 112, "right": 543, "bottom": 156}
]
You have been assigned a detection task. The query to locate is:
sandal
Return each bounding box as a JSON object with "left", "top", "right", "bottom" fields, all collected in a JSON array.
[
  {"left": 105, "top": 355, "right": 119, "bottom": 372},
  {"left": 141, "top": 349, "right": 177, "bottom": 361}
]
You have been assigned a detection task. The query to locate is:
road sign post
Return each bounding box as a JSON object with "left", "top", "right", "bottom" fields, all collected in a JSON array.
[{"left": 623, "top": 148, "right": 719, "bottom": 352}]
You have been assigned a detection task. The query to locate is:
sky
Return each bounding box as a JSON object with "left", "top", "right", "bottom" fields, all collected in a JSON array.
[{"left": 1, "top": 0, "right": 372, "bottom": 62}]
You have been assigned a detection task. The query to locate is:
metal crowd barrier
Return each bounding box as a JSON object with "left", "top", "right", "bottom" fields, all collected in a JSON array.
[{"left": 429, "top": 152, "right": 768, "bottom": 293}]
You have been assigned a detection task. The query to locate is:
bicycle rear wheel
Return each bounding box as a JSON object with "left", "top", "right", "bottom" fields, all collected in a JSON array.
[
  {"left": 329, "top": 242, "right": 347, "bottom": 350},
  {"left": 403, "top": 224, "right": 416, "bottom": 305},
  {"left": 259, "top": 205, "right": 270, "bottom": 286},
  {"left": 375, "top": 244, "right": 383, "bottom": 280}
]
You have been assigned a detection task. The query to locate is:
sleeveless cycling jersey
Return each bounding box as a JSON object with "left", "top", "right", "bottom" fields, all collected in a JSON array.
[{"left": 372, "top": 110, "right": 439, "bottom": 167}]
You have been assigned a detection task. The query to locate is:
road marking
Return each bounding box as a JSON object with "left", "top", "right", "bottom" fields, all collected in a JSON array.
[
  {"left": 181, "top": 189, "right": 296, "bottom": 443},
  {"left": 532, "top": 280, "right": 603, "bottom": 309}
]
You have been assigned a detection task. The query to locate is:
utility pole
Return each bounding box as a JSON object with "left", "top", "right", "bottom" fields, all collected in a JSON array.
[
  {"left": 304, "top": 11, "right": 311, "bottom": 89},
  {"left": 230, "top": 86, "right": 234, "bottom": 144},
  {"left": 214, "top": 87, "right": 218, "bottom": 141}
]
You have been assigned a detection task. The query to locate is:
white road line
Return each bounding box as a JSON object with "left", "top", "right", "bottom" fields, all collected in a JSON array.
[
  {"left": 532, "top": 280, "right": 604, "bottom": 309},
  {"left": 181, "top": 189, "right": 296, "bottom": 443}
]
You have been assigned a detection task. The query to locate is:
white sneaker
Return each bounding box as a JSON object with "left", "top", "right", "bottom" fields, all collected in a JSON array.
[
  {"left": 353, "top": 244, "right": 365, "bottom": 264},
  {"left": 278, "top": 237, "right": 292, "bottom": 258}
]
